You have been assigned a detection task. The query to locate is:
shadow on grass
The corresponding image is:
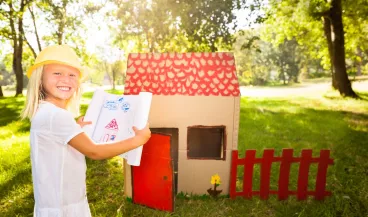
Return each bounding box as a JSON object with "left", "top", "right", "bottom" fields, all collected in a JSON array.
[
  {"left": 237, "top": 99, "right": 368, "bottom": 216},
  {"left": 0, "top": 97, "right": 25, "bottom": 127},
  {"left": 357, "top": 92, "right": 368, "bottom": 100},
  {"left": 0, "top": 156, "right": 34, "bottom": 217},
  {"left": 85, "top": 157, "right": 126, "bottom": 216},
  {"left": 0, "top": 157, "right": 31, "bottom": 195},
  {"left": 324, "top": 93, "right": 368, "bottom": 101},
  {"left": 0, "top": 191, "right": 34, "bottom": 217}
]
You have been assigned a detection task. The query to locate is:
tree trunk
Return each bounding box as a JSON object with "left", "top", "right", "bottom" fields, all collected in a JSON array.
[
  {"left": 280, "top": 62, "right": 286, "bottom": 85},
  {"left": 57, "top": 30, "right": 63, "bottom": 45},
  {"left": 8, "top": 1, "right": 27, "bottom": 96},
  {"left": 322, "top": 16, "right": 337, "bottom": 89},
  {"left": 14, "top": 37, "right": 24, "bottom": 96},
  {"left": 356, "top": 47, "right": 362, "bottom": 76},
  {"left": 282, "top": 61, "right": 286, "bottom": 85},
  {"left": 25, "top": 36, "right": 37, "bottom": 58},
  {"left": 56, "top": 1, "right": 67, "bottom": 45},
  {"left": 330, "top": 0, "right": 357, "bottom": 97},
  {"left": 9, "top": 3, "right": 24, "bottom": 96},
  {"left": 0, "top": 86, "right": 3, "bottom": 97}
]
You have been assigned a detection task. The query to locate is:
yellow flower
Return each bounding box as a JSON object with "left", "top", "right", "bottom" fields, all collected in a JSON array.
[{"left": 211, "top": 174, "right": 221, "bottom": 185}]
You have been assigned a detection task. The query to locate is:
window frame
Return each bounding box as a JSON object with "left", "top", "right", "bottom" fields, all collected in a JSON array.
[{"left": 187, "top": 125, "right": 226, "bottom": 160}]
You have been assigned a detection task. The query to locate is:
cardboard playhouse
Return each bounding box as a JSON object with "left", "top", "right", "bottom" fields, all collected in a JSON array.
[{"left": 123, "top": 52, "right": 241, "bottom": 212}]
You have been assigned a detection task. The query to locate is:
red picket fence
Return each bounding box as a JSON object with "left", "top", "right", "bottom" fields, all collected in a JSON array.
[{"left": 230, "top": 149, "right": 334, "bottom": 200}]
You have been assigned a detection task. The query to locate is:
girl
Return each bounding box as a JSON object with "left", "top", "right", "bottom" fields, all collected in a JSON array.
[{"left": 21, "top": 44, "right": 151, "bottom": 217}]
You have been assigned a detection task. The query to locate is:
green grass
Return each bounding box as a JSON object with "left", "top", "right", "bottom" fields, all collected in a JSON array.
[{"left": 1, "top": 89, "right": 368, "bottom": 216}]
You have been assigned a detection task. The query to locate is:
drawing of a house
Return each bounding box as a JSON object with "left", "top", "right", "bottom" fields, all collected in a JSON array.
[
  {"left": 123, "top": 53, "right": 240, "bottom": 212},
  {"left": 101, "top": 118, "right": 119, "bottom": 142}
]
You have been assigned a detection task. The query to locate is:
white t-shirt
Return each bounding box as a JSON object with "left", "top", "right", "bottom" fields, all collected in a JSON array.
[{"left": 30, "top": 101, "right": 91, "bottom": 217}]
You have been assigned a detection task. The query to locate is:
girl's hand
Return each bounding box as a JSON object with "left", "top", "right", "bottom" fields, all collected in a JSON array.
[
  {"left": 132, "top": 123, "right": 151, "bottom": 146},
  {"left": 77, "top": 116, "right": 92, "bottom": 128}
]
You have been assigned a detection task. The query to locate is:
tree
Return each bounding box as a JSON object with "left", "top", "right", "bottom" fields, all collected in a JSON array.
[
  {"left": 264, "top": 0, "right": 362, "bottom": 97},
  {"left": 110, "top": 60, "right": 124, "bottom": 90},
  {"left": 233, "top": 29, "right": 273, "bottom": 86},
  {"left": 328, "top": 0, "right": 356, "bottom": 97},
  {"left": 26, "top": 2, "right": 42, "bottom": 57},
  {"left": 342, "top": 0, "right": 368, "bottom": 76},
  {"left": 0, "top": 62, "right": 15, "bottom": 97},
  {"left": 271, "top": 38, "right": 301, "bottom": 84},
  {"left": 234, "top": 28, "right": 307, "bottom": 86},
  {"left": 170, "top": 0, "right": 236, "bottom": 52},
  {"left": 30, "top": 0, "right": 87, "bottom": 47},
  {"left": 113, "top": 0, "right": 237, "bottom": 53},
  {"left": 113, "top": 0, "right": 186, "bottom": 53},
  {"left": 0, "top": 0, "right": 35, "bottom": 96}
]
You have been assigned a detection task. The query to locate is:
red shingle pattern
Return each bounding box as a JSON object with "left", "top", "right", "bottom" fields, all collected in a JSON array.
[{"left": 124, "top": 53, "right": 240, "bottom": 96}]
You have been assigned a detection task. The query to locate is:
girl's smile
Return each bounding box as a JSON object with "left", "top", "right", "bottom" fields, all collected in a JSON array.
[
  {"left": 42, "top": 64, "right": 80, "bottom": 108},
  {"left": 57, "top": 86, "right": 72, "bottom": 91}
]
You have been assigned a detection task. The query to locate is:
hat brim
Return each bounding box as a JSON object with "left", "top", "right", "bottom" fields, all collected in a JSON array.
[{"left": 26, "top": 60, "right": 88, "bottom": 81}]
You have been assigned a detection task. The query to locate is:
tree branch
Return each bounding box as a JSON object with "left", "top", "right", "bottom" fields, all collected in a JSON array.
[
  {"left": 24, "top": 34, "right": 37, "bottom": 58},
  {"left": 29, "top": 4, "right": 42, "bottom": 52}
]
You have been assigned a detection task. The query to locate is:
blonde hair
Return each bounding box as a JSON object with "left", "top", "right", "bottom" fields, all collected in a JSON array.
[{"left": 21, "top": 65, "right": 82, "bottom": 120}]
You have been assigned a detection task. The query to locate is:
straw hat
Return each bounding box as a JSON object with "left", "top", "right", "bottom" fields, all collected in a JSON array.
[{"left": 26, "top": 44, "right": 88, "bottom": 81}]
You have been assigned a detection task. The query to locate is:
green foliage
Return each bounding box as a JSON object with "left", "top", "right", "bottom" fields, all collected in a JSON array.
[
  {"left": 36, "top": 0, "right": 87, "bottom": 46},
  {"left": 170, "top": 0, "right": 236, "bottom": 52},
  {"left": 112, "top": 0, "right": 236, "bottom": 53},
  {"left": 264, "top": 0, "right": 368, "bottom": 79},
  {"left": 233, "top": 30, "right": 273, "bottom": 86},
  {"left": 0, "top": 63, "right": 14, "bottom": 86},
  {"left": 263, "top": 0, "right": 330, "bottom": 70},
  {"left": 113, "top": 0, "right": 184, "bottom": 53},
  {"left": 234, "top": 28, "right": 317, "bottom": 86}
]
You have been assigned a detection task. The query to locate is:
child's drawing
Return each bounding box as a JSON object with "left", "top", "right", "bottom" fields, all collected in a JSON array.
[
  {"left": 100, "top": 118, "right": 119, "bottom": 142},
  {"left": 103, "top": 100, "right": 118, "bottom": 110},
  {"left": 103, "top": 98, "right": 130, "bottom": 112},
  {"left": 83, "top": 89, "right": 152, "bottom": 166},
  {"left": 121, "top": 102, "right": 130, "bottom": 112}
]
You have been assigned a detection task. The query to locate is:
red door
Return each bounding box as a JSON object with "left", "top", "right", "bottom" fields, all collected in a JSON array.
[{"left": 132, "top": 133, "right": 174, "bottom": 212}]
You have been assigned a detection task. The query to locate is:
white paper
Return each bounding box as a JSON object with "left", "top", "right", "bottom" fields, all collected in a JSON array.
[
  {"left": 126, "top": 92, "right": 152, "bottom": 166},
  {"left": 83, "top": 89, "right": 152, "bottom": 166},
  {"left": 83, "top": 88, "right": 105, "bottom": 136}
]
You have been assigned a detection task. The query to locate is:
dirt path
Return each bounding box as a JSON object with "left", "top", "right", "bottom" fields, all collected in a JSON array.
[
  {"left": 240, "top": 80, "right": 368, "bottom": 97},
  {"left": 3, "top": 80, "right": 367, "bottom": 98}
]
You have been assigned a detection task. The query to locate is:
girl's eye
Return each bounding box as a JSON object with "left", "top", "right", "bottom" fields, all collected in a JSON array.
[
  {"left": 53, "top": 72, "right": 61, "bottom": 75},
  {"left": 69, "top": 74, "right": 77, "bottom": 77}
]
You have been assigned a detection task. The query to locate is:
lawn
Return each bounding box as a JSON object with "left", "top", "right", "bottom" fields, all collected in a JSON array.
[{"left": 0, "top": 89, "right": 367, "bottom": 217}]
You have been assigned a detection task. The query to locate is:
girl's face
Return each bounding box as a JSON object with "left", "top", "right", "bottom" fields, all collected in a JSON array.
[{"left": 42, "top": 64, "right": 80, "bottom": 108}]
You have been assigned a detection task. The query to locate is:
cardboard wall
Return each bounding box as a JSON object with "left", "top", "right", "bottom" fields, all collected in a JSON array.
[{"left": 125, "top": 95, "right": 240, "bottom": 196}]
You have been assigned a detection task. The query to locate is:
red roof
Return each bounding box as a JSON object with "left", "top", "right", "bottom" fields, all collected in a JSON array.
[
  {"left": 124, "top": 53, "right": 240, "bottom": 96},
  {"left": 105, "top": 119, "right": 119, "bottom": 130}
]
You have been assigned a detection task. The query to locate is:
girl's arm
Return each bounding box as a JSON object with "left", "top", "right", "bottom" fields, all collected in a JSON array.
[{"left": 68, "top": 124, "right": 151, "bottom": 160}]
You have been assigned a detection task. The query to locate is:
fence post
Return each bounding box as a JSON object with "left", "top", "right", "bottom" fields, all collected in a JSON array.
[
  {"left": 297, "top": 149, "right": 312, "bottom": 200},
  {"left": 244, "top": 150, "right": 256, "bottom": 198},
  {"left": 315, "top": 150, "right": 334, "bottom": 200},
  {"left": 230, "top": 150, "right": 239, "bottom": 199},
  {"left": 278, "top": 149, "right": 294, "bottom": 200},
  {"left": 260, "top": 149, "right": 274, "bottom": 200}
]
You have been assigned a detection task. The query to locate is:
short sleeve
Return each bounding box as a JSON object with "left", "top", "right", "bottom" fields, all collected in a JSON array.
[{"left": 50, "top": 110, "right": 83, "bottom": 145}]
